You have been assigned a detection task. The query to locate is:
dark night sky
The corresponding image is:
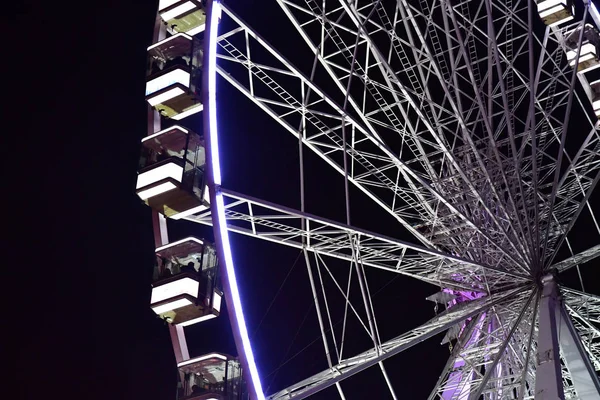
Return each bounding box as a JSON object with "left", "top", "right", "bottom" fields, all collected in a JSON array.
[{"left": 9, "top": 1, "right": 599, "bottom": 400}]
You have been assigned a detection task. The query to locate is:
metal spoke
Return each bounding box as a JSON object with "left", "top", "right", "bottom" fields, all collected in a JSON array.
[
  {"left": 185, "top": 189, "right": 529, "bottom": 290},
  {"left": 182, "top": 1, "right": 600, "bottom": 398},
  {"left": 267, "top": 286, "right": 531, "bottom": 399},
  {"left": 552, "top": 244, "right": 600, "bottom": 273}
]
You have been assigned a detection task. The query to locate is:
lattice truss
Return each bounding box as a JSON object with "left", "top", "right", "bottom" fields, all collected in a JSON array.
[
  {"left": 187, "top": 189, "right": 527, "bottom": 292},
  {"left": 563, "top": 288, "right": 600, "bottom": 372},
  {"left": 189, "top": 0, "right": 600, "bottom": 398}
]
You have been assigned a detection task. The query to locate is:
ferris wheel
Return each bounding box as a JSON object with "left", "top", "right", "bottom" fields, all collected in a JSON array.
[{"left": 137, "top": 0, "right": 600, "bottom": 399}]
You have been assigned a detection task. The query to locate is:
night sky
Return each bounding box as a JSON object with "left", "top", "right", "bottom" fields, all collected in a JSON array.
[{"left": 10, "top": 1, "right": 599, "bottom": 400}]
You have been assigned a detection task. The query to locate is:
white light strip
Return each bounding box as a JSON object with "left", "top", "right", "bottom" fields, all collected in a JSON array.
[
  {"left": 151, "top": 297, "right": 193, "bottom": 314},
  {"left": 151, "top": 277, "right": 199, "bottom": 304},
  {"left": 137, "top": 181, "right": 178, "bottom": 200},
  {"left": 592, "top": 80, "right": 600, "bottom": 110},
  {"left": 179, "top": 313, "right": 216, "bottom": 327},
  {"left": 137, "top": 162, "right": 183, "bottom": 189},
  {"left": 213, "top": 291, "right": 222, "bottom": 312},
  {"left": 539, "top": 4, "right": 567, "bottom": 18},
  {"left": 204, "top": 186, "right": 211, "bottom": 203},
  {"left": 155, "top": 236, "right": 204, "bottom": 253},
  {"left": 147, "top": 69, "right": 190, "bottom": 96},
  {"left": 537, "top": 0, "right": 567, "bottom": 11},
  {"left": 147, "top": 87, "right": 186, "bottom": 107},
  {"left": 205, "top": 2, "right": 264, "bottom": 399},
  {"left": 159, "top": 0, "right": 181, "bottom": 12},
  {"left": 161, "top": 1, "right": 196, "bottom": 22},
  {"left": 170, "top": 203, "right": 208, "bottom": 220},
  {"left": 171, "top": 103, "right": 204, "bottom": 120},
  {"left": 178, "top": 352, "right": 228, "bottom": 367},
  {"left": 142, "top": 125, "right": 188, "bottom": 143},
  {"left": 147, "top": 32, "right": 193, "bottom": 51}
]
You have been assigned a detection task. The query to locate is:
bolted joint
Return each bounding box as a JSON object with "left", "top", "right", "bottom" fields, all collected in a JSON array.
[
  {"left": 536, "top": 349, "right": 555, "bottom": 366},
  {"left": 538, "top": 267, "right": 560, "bottom": 285}
]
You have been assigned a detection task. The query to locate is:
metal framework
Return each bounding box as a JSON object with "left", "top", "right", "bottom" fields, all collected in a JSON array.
[{"left": 144, "top": 0, "right": 600, "bottom": 399}]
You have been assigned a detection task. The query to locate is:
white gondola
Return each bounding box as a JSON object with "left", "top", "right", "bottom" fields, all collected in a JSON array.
[
  {"left": 146, "top": 33, "right": 204, "bottom": 119},
  {"left": 151, "top": 237, "right": 222, "bottom": 326},
  {"left": 136, "top": 126, "right": 209, "bottom": 219},
  {"left": 536, "top": 0, "right": 575, "bottom": 27},
  {"left": 565, "top": 24, "right": 600, "bottom": 73},
  {"left": 177, "top": 353, "right": 246, "bottom": 399}
]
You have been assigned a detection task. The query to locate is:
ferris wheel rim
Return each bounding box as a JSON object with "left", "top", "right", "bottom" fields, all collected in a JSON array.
[
  {"left": 202, "top": 1, "right": 265, "bottom": 399},
  {"left": 209, "top": 0, "right": 596, "bottom": 396},
  {"left": 144, "top": 0, "right": 600, "bottom": 398}
]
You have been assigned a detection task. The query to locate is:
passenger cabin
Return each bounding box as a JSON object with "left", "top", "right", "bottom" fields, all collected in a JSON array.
[
  {"left": 565, "top": 24, "right": 600, "bottom": 73},
  {"left": 590, "top": 80, "right": 600, "bottom": 117},
  {"left": 151, "top": 237, "right": 223, "bottom": 326},
  {"left": 137, "top": 125, "right": 209, "bottom": 219},
  {"left": 536, "top": 0, "right": 574, "bottom": 27},
  {"left": 177, "top": 353, "right": 247, "bottom": 400},
  {"left": 159, "top": 0, "right": 207, "bottom": 36},
  {"left": 146, "top": 33, "right": 204, "bottom": 120}
]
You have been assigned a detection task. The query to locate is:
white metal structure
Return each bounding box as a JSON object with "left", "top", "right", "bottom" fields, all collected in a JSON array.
[{"left": 143, "top": 0, "right": 600, "bottom": 399}]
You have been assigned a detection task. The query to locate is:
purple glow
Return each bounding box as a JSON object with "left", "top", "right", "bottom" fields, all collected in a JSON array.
[
  {"left": 443, "top": 288, "right": 485, "bottom": 308},
  {"left": 204, "top": 2, "right": 264, "bottom": 399},
  {"left": 439, "top": 289, "right": 486, "bottom": 399},
  {"left": 441, "top": 313, "right": 486, "bottom": 400}
]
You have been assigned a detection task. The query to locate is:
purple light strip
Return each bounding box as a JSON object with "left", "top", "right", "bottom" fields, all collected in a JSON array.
[
  {"left": 441, "top": 313, "right": 486, "bottom": 400},
  {"left": 203, "top": 2, "right": 264, "bottom": 399},
  {"left": 591, "top": 1, "right": 600, "bottom": 30}
]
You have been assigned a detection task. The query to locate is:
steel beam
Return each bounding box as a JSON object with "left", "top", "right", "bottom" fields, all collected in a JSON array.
[
  {"left": 185, "top": 189, "right": 530, "bottom": 291},
  {"left": 552, "top": 244, "right": 600, "bottom": 273}
]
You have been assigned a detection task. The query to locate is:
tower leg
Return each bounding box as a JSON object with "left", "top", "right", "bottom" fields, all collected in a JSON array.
[
  {"left": 558, "top": 304, "right": 600, "bottom": 399},
  {"left": 534, "top": 275, "right": 565, "bottom": 400}
]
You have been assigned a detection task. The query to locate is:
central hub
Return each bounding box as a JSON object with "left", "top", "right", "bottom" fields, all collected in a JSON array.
[{"left": 535, "top": 267, "right": 559, "bottom": 288}]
